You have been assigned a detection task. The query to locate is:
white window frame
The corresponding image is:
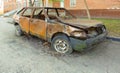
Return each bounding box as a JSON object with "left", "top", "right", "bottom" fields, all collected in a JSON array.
[
  {"left": 60, "top": 1, "right": 64, "bottom": 7},
  {"left": 70, "top": 0, "right": 76, "bottom": 7}
]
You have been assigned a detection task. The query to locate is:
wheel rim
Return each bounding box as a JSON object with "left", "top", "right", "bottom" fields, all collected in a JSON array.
[{"left": 54, "top": 39, "right": 69, "bottom": 53}]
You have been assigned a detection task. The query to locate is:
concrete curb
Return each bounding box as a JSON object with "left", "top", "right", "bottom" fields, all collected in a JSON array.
[{"left": 107, "top": 36, "right": 120, "bottom": 42}]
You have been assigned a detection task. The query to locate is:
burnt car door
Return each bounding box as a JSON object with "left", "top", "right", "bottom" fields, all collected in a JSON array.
[
  {"left": 29, "top": 8, "right": 47, "bottom": 40},
  {"left": 19, "top": 8, "right": 34, "bottom": 33}
]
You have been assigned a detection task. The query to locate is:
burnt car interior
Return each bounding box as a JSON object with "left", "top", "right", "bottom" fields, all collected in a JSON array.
[
  {"left": 33, "top": 9, "right": 45, "bottom": 20},
  {"left": 46, "top": 8, "right": 76, "bottom": 20},
  {"left": 21, "top": 8, "right": 76, "bottom": 21},
  {"left": 32, "top": 8, "right": 60, "bottom": 20},
  {"left": 22, "top": 8, "right": 33, "bottom": 18}
]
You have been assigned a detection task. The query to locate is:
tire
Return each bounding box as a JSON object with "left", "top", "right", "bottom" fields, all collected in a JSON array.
[
  {"left": 15, "top": 25, "right": 23, "bottom": 36},
  {"left": 51, "top": 34, "right": 73, "bottom": 54}
]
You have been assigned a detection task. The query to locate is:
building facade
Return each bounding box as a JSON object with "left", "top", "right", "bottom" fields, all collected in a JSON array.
[
  {"left": 0, "top": 0, "right": 120, "bottom": 15},
  {"left": 64, "top": 0, "right": 120, "bottom": 19},
  {"left": 0, "top": 0, "right": 34, "bottom": 14},
  {"left": 0, "top": 0, "right": 21, "bottom": 14},
  {"left": 64, "top": 0, "right": 120, "bottom": 9},
  {"left": 4, "top": 0, "right": 17, "bottom": 13}
]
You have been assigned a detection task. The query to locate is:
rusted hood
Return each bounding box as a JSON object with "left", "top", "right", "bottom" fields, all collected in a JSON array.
[{"left": 62, "top": 19, "right": 103, "bottom": 28}]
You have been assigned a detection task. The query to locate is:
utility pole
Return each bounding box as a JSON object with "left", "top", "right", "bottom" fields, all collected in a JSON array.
[{"left": 84, "top": 0, "right": 91, "bottom": 20}]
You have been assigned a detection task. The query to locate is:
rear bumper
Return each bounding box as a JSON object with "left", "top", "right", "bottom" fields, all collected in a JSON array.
[{"left": 70, "top": 32, "right": 107, "bottom": 51}]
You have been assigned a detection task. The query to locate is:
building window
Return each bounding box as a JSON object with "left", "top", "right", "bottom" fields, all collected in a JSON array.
[{"left": 70, "top": 0, "right": 76, "bottom": 7}]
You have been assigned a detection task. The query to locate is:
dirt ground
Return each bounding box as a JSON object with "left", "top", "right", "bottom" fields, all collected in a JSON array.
[{"left": 0, "top": 17, "right": 120, "bottom": 73}]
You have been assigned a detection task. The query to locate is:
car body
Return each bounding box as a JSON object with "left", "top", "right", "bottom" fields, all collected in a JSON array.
[{"left": 13, "top": 7, "right": 107, "bottom": 54}]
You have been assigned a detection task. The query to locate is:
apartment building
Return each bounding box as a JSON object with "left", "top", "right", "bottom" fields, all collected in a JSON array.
[
  {"left": 64, "top": 0, "right": 120, "bottom": 19},
  {"left": 0, "top": 0, "right": 31, "bottom": 14},
  {"left": 63, "top": 0, "right": 120, "bottom": 9},
  {"left": 0, "top": 0, "right": 119, "bottom": 16},
  {"left": 4, "top": 0, "right": 18, "bottom": 12},
  {"left": 0, "top": 0, "right": 19, "bottom": 14},
  {"left": 0, "top": 0, "right": 50, "bottom": 14}
]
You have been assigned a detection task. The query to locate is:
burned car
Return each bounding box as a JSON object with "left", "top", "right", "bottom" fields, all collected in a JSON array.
[{"left": 13, "top": 7, "right": 107, "bottom": 54}]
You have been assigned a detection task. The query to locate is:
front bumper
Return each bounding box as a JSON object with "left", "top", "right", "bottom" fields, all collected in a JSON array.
[{"left": 70, "top": 32, "right": 107, "bottom": 51}]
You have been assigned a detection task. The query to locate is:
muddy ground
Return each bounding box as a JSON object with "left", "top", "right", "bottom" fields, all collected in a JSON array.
[{"left": 0, "top": 17, "right": 120, "bottom": 73}]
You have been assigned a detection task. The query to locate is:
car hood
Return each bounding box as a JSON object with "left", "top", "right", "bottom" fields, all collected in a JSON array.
[{"left": 62, "top": 19, "right": 103, "bottom": 28}]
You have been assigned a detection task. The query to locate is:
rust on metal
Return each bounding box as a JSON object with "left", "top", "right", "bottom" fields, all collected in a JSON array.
[
  {"left": 14, "top": 7, "right": 106, "bottom": 40},
  {"left": 13, "top": 7, "right": 107, "bottom": 52},
  {"left": 47, "top": 23, "right": 64, "bottom": 38}
]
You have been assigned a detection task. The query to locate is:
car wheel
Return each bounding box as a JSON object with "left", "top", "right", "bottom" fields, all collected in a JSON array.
[
  {"left": 51, "top": 35, "right": 73, "bottom": 54},
  {"left": 15, "top": 25, "right": 23, "bottom": 36}
]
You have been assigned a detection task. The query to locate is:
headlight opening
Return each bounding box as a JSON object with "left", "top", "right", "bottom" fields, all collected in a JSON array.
[{"left": 71, "top": 31, "right": 87, "bottom": 38}]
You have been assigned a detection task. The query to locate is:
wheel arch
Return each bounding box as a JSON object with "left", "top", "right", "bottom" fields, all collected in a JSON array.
[
  {"left": 14, "top": 22, "right": 19, "bottom": 26},
  {"left": 51, "top": 32, "right": 70, "bottom": 41}
]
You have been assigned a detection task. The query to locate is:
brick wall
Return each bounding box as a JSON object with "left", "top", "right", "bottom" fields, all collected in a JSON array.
[
  {"left": 65, "top": 0, "right": 120, "bottom": 9},
  {"left": 65, "top": 0, "right": 86, "bottom": 9},
  {"left": 69, "top": 9, "right": 120, "bottom": 19},
  {"left": 53, "top": 2, "right": 60, "bottom": 7},
  {"left": 4, "top": 0, "right": 17, "bottom": 12}
]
